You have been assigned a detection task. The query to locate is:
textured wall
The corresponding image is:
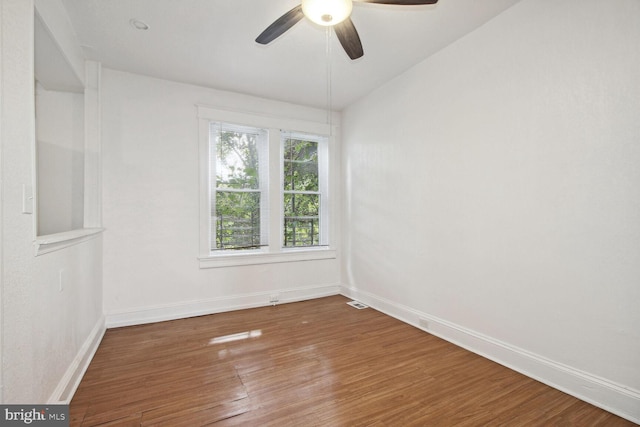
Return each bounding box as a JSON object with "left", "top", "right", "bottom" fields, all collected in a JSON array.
[
  {"left": 342, "top": 0, "right": 640, "bottom": 418},
  {"left": 1, "top": 0, "right": 103, "bottom": 403},
  {"left": 36, "top": 85, "right": 85, "bottom": 235}
]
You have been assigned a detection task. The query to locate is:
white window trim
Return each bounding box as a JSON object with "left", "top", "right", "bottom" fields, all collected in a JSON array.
[
  {"left": 198, "top": 247, "right": 336, "bottom": 269},
  {"left": 197, "top": 105, "right": 337, "bottom": 269}
]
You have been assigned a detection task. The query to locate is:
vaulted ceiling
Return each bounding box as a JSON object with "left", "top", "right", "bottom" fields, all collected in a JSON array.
[{"left": 60, "top": 0, "right": 521, "bottom": 110}]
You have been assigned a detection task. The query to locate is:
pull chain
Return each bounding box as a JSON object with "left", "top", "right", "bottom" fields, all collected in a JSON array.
[{"left": 325, "top": 27, "right": 333, "bottom": 136}]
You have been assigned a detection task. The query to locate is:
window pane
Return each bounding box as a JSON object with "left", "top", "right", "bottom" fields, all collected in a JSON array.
[
  {"left": 283, "top": 193, "right": 320, "bottom": 248},
  {"left": 214, "top": 191, "right": 261, "bottom": 250},
  {"left": 284, "top": 218, "right": 319, "bottom": 247},
  {"left": 283, "top": 193, "right": 319, "bottom": 217},
  {"left": 216, "top": 130, "right": 260, "bottom": 190},
  {"left": 284, "top": 138, "right": 318, "bottom": 192}
]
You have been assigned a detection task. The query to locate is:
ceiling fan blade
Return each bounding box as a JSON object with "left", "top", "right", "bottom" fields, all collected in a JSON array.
[
  {"left": 353, "top": 0, "right": 438, "bottom": 4},
  {"left": 334, "top": 18, "right": 364, "bottom": 60},
  {"left": 255, "top": 5, "right": 305, "bottom": 44}
]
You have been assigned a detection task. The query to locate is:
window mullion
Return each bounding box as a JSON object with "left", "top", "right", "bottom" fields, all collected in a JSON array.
[
  {"left": 284, "top": 190, "right": 321, "bottom": 195},
  {"left": 318, "top": 136, "right": 329, "bottom": 246},
  {"left": 259, "top": 129, "right": 270, "bottom": 251},
  {"left": 268, "top": 128, "right": 281, "bottom": 253},
  {"left": 209, "top": 123, "right": 218, "bottom": 252},
  {"left": 216, "top": 188, "right": 262, "bottom": 193}
]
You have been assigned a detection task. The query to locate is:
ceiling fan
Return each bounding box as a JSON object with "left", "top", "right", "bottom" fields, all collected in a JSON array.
[{"left": 256, "top": 0, "right": 439, "bottom": 60}]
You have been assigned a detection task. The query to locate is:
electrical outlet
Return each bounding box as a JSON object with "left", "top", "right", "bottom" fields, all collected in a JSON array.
[{"left": 269, "top": 294, "right": 279, "bottom": 305}]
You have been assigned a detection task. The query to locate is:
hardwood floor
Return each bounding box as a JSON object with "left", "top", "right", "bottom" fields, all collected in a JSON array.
[{"left": 71, "top": 295, "right": 633, "bottom": 426}]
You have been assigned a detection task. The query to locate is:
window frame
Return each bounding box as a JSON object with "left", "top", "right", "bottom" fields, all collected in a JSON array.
[
  {"left": 210, "top": 122, "right": 269, "bottom": 252},
  {"left": 197, "top": 106, "right": 337, "bottom": 268},
  {"left": 281, "top": 131, "right": 329, "bottom": 249}
]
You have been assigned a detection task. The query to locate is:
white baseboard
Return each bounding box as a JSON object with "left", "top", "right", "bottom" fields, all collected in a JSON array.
[
  {"left": 341, "top": 285, "right": 640, "bottom": 425},
  {"left": 48, "top": 315, "right": 106, "bottom": 404},
  {"left": 106, "top": 284, "right": 341, "bottom": 329}
]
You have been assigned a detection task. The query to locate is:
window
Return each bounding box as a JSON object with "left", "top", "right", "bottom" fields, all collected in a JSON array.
[
  {"left": 282, "top": 132, "right": 328, "bottom": 248},
  {"left": 198, "top": 106, "right": 336, "bottom": 268},
  {"left": 210, "top": 123, "right": 268, "bottom": 251}
]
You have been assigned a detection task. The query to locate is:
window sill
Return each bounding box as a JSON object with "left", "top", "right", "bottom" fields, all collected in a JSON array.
[
  {"left": 35, "top": 227, "right": 104, "bottom": 256},
  {"left": 198, "top": 248, "right": 337, "bottom": 269}
]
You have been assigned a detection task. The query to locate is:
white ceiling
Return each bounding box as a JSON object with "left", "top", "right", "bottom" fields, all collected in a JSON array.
[{"left": 61, "top": 0, "right": 521, "bottom": 110}]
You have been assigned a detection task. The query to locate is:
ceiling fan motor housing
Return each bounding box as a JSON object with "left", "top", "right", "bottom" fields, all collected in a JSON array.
[{"left": 301, "top": 0, "right": 353, "bottom": 26}]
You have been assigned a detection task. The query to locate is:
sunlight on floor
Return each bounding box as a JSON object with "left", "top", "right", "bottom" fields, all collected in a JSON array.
[{"left": 209, "top": 329, "right": 263, "bottom": 345}]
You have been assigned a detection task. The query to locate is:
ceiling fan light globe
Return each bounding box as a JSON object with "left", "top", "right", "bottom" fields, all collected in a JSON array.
[{"left": 301, "top": 0, "right": 353, "bottom": 26}]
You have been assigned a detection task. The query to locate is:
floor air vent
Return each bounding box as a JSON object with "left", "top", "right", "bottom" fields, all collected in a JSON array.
[{"left": 347, "top": 301, "right": 369, "bottom": 309}]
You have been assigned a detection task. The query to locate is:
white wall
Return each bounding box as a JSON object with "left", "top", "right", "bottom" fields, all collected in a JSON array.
[
  {"left": 0, "top": 0, "right": 103, "bottom": 403},
  {"left": 36, "top": 84, "right": 85, "bottom": 235},
  {"left": 101, "top": 69, "right": 340, "bottom": 326},
  {"left": 341, "top": 0, "right": 640, "bottom": 421}
]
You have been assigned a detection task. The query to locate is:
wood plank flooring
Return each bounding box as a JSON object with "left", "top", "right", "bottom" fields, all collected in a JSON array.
[{"left": 70, "top": 295, "right": 634, "bottom": 426}]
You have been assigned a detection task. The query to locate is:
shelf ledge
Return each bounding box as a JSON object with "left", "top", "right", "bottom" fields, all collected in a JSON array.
[{"left": 35, "top": 227, "right": 104, "bottom": 256}]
